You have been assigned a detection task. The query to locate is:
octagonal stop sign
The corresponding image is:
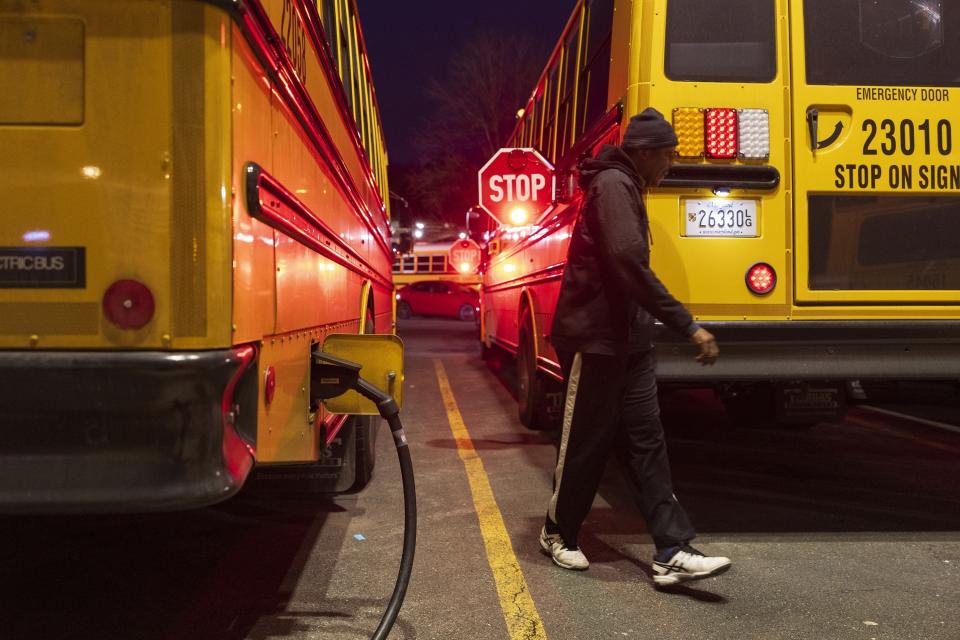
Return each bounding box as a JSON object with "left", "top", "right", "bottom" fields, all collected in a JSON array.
[
  {"left": 477, "top": 148, "right": 555, "bottom": 226},
  {"left": 448, "top": 238, "right": 481, "bottom": 273}
]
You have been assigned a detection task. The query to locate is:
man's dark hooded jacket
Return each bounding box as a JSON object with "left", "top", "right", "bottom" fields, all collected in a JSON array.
[{"left": 549, "top": 144, "right": 699, "bottom": 355}]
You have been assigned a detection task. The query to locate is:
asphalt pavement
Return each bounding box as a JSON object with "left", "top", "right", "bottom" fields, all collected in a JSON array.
[{"left": 1, "top": 317, "right": 958, "bottom": 640}]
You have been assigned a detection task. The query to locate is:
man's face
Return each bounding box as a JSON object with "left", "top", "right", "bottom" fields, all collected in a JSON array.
[{"left": 630, "top": 146, "right": 676, "bottom": 186}]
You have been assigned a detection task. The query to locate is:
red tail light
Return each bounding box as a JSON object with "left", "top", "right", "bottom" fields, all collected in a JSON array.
[
  {"left": 745, "top": 262, "right": 776, "bottom": 295},
  {"left": 102, "top": 279, "right": 155, "bottom": 329},
  {"left": 705, "top": 108, "right": 738, "bottom": 159}
]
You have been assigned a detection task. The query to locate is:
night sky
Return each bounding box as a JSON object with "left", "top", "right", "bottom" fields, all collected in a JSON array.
[{"left": 357, "top": 1, "right": 578, "bottom": 166}]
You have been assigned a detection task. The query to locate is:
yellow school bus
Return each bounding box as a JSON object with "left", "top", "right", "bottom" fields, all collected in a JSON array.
[
  {"left": 480, "top": 0, "right": 960, "bottom": 428},
  {"left": 0, "top": 0, "right": 393, "bottom": 511},
  {"left": 393, "top": 241, "right": 483, "bottom": 287}
]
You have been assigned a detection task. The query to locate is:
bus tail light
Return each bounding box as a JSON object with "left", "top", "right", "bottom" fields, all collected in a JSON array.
[
  {"left": 737, "top": 109, "right": 770, "bottom": 160},
  {"left": 705, "top": 108, "right": 738, "bottom": 159},
  {"left": 102, "top": 279, "right": 155, "bottom": 330},
  {"left": 672, "top": 108, "right": 769, "bottom": 161},
  {"left": 673, "top": 107, "right": 704, "bottom": 158},
  {"left": 746, "top": 262, "right": 776, "bottom": 295}
]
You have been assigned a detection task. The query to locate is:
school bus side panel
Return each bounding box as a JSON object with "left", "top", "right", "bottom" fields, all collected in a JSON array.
[
  {"left": 0, "top": 0, "right": 232, "bottom": 350},
  {"left": 484, "top": 243, "right": 523, "bottom": 352},
  {"left": 231, "top": 25, "right": 278, "bottom": 345}
]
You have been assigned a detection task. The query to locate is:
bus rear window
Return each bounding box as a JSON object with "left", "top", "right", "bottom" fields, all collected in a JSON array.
[
  {"left": 664, "top": 0, "right": 776, "bottom": 83},
  {"left": 809, "top": 196, "right": 960, "bottom": 291},
  {"left": 804, "top": 0, "right": 960, "bottom": 87}
]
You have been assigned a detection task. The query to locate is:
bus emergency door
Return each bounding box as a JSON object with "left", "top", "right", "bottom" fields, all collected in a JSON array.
[{"left": 790, "top": 0, "right": 960, "bottom": 305}]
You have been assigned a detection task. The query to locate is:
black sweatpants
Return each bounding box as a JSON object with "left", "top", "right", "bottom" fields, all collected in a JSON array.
[{"left": 545, "top": 349, "right": 696, "bottom": 550}]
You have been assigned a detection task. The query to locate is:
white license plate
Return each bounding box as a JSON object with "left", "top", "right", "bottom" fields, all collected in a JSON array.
[{"left": 684, "top": 200, "right": 758, "bottom": 237}]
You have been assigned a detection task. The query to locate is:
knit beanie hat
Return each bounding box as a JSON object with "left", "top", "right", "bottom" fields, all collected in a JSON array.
[{"left": 622, "top": 107, "right": 678, "bottom": 150}]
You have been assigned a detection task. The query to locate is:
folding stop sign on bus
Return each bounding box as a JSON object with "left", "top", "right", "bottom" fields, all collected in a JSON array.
[
  {"left": 448, "top": 238, "right": 482, "bottom": 274},
  {"left": 477, "top": 148, "right": 556, "bottom": 226}
]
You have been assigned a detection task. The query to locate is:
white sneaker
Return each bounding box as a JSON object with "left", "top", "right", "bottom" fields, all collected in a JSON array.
[
  {"left": 539, "top": 527, "right": 589, "bottom": 570},
  {"left": 652, "top": 545, "right": 731, "bottom": 586}
]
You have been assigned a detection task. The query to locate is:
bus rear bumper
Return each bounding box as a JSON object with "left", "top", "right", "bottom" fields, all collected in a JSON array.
[
  {"left": 0, "top": 348, "right": 256, "bottom": 514},
  {"left": 654, "top": 320, "right": 960, "bottom": 382}
]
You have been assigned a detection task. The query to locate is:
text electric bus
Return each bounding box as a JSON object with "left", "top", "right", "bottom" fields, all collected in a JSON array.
[
  {"left": 479, "top": 0, "right": 960, "bottom": 428},
  {"left": 0, "top": 0, "right": 393, "bottom": 511}
]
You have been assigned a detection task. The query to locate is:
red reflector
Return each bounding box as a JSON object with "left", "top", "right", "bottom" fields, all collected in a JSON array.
[
  {"left": 102, "top": 279, "right": 155, "bottom": 329},
  {"left": 705, "top": 108, "right": 738, "bottom": 159},
  {"left": 264, "top": 366, "right": 276, "bottom": 406},
  {"left": 746, "top": 263, "right": 776, "bottom": 295}
]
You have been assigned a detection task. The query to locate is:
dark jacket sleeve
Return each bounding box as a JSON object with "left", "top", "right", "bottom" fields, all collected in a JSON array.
[{"left": 586, "top": 174, "right": 700, "bottom": 338}]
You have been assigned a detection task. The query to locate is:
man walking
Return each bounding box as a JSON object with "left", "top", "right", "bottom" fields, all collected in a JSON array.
[{"left": 539, "top": 108, "right": 731, "bottom": 587}]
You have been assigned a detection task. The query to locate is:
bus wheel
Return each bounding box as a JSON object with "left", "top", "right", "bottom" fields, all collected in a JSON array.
[
  {"left": 397, "top": 301, "right": 412, "bottom": 319},
  {"left": 458, "top": 303, "right": 476, "bottom": 321},
  {"left": 347, "top": 414, "right": 378, "bottom": 493},
  {"left": 517, "top": 312, "right": 550, "bottom": 430},
  {"left": 480, "top": 340, "right": 496, "bottom": 362}
]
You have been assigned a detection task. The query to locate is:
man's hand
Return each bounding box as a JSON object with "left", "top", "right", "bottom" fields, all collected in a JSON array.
[{"left": 690, "top": 328, "right": 719, "bottom": 366}]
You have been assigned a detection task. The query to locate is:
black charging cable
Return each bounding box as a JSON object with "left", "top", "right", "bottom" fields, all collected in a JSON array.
[{"left": 311, "top": 351, "right": 416, "bottom": 640}]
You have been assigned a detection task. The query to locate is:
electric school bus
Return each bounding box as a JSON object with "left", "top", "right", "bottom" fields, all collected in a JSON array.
[
  {"left": 0, "top": 0, "right": 402, "bottom": 511},
  {"left": 479, "top": 0, "right": 960, "bottom": 429}
]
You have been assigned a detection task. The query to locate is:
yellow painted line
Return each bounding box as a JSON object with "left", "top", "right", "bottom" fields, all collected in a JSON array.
[{"left": 434, "top": 359, "right": 547, "bottom": 640}]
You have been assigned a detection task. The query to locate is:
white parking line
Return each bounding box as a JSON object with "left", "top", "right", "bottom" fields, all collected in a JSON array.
[{"left": 859, "top": 405, "right": 960, "bottom": 435}]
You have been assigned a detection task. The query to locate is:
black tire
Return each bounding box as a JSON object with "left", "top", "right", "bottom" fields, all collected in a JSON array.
[
  {"left": 458, "top": 303, "right": 476, "bottom": 321},
  {"left": 517, "top": 312, "right": 550, "bottom": 430},
  {"left": 350, "top": 307, "right": 379, "bottom": 491},
  {"left": 397, "top": 300, "right": 412, "bottom": 319},
  {"left": 347, "top": 414, "right": 378, "bottom": 493},
  {"left": 480, "top": 340, "right": 496, "bottom": 362}
]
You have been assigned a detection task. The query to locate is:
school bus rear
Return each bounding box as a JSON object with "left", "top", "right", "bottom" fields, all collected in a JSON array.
[
  {"left": 630, "top": 0, "right": 960, "bottom": 414},
  {"left": 0, "top": 1, "right": 238, "bottom": 510}
]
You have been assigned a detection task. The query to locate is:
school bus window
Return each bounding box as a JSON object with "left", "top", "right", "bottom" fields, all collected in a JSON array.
[
  {"left": 557, "top": 27, "right": 580, "bottom": 157},
  {"left": 578, "top": 1, "right": 613, "bottom": 136},
  {"left": 664, "top": 0, "right": 776, "bottom": 83},
  {"left": 359, "top": 69, "right": 369, "bottom": 151},
  {"left": 336, "top": 8, "right": 353, "bottom": 110},
  {"left": 367, "top": 92, "right": 375, "bottom": 153},
  {"left": 804, "top": 0, "right": 959, "bottom": 87},
  {"left": 584, "top": 0, "right": 614, "bottom": 67},
  {"left": 808, "top": 195, "right": 960, "bottom": 291},
  {"left": 580, "top": 36, "right": 610, "bottom": 132},
  {"left": 320, "top": 0, "right": 337, "bottom": 65},
  {"left": 544, "top": 64, "right": 561, "bottom": 160},
  {"left": 860, "top": 0, "right": 943, "bottom": 58},
  {"left": 349, "top": 17, "right": 363, "bottom": 124},
  {"left": 531, "top": 105, "right": 539, "bottom": 147},
  {"left": 360, "top": 49, "right": 370, "bottom": 142},
  {"left": 532, "top": 91, "right": 544, "bottom": 150},
  {"left": 346, "top": 4, "right": 358, "bottom": 113}
]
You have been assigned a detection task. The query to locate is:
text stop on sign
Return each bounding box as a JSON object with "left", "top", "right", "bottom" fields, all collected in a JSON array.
[{"left": 478, "top": 148, "right": 555, "bottom": 226}]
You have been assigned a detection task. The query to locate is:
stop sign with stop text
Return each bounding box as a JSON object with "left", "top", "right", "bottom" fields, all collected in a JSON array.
[
  {"left": 477, "top": 148, "right": 555, "bottom": 226},
  {"left": 448, "top": 238, "right": 482, "bottom": 273}
]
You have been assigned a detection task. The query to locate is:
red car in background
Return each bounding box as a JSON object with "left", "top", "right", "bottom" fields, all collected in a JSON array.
[{"left": 396, "top": 280, "right": 479, "bottom": 321}]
